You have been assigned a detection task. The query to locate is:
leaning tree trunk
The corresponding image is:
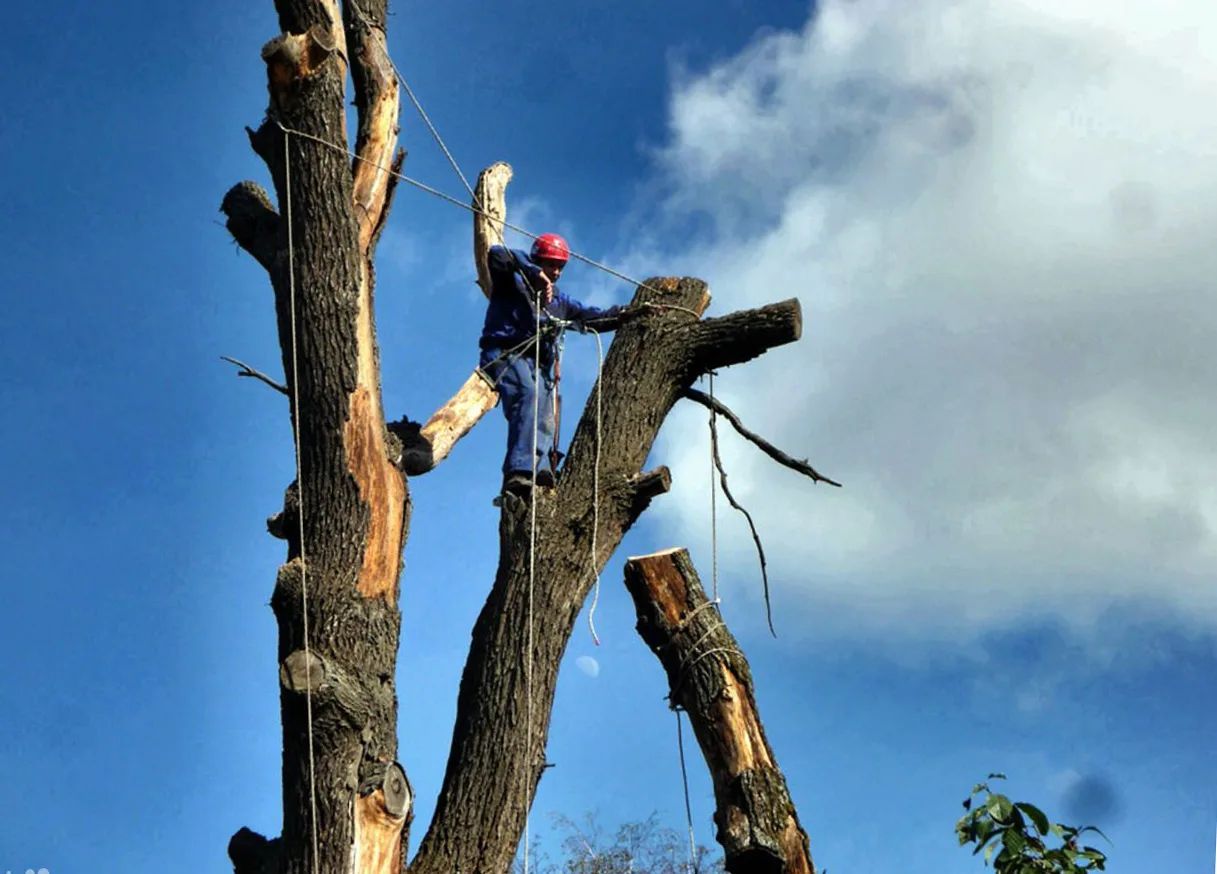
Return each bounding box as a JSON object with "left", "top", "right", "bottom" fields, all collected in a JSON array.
[{"left": 625, "top": 549, "right": 815, "bottom": 874}]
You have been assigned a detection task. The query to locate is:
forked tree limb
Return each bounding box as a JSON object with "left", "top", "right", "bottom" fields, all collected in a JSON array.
[
  {"left": 385, "top": 161, "right": 514, "bottom": 476},
  {"left": 624, "top": 548, "right": 815, "bottom": 874},
  {"left": 682, "top": 388, "right": 842, "bottom": 487}
]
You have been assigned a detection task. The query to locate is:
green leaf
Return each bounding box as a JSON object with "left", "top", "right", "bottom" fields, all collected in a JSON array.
[
  {"left": 1078, "top": 825, "right": 1111, "bottom": 844},
  {"left": 987, "top": 794, "right": 1015, "bottom": 823},
  {"left": 1015, "top": 802, "right": 1051, "bottom": 836},
  {"left": 1002, "top": 828, "right": 1027, "bottom": 854}
]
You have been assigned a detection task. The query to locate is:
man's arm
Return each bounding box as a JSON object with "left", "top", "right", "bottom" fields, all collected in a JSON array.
[
  {"left": 487, "top": 245, "right": 551, "bottom": 304},
  {"left": 551, "top": 293, "right": 641, "bottom": 332}
]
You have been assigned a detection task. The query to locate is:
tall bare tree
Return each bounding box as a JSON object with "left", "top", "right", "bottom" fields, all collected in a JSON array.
[{"left": 221, "top": 3, "right": 821, "bottom": 872}]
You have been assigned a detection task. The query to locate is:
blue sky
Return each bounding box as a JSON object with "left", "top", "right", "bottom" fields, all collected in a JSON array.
[{"left": 2, "top": 1, "right": 1215, "bottom": 872}]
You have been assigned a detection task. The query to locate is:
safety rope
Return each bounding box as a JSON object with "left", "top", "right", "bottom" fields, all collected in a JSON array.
[
  {"left": 271, "top": 120, "right": 670, "bottom": 298},
  {"left": 676, "top": 709, "right": 697, "bottom": 874},
  {"left": 522, "top": 251, "right": 543, "bottom": 874},
  {"left": 283, "top": 129, "right": 322, "bottom": 874},
  {"left": 708, "top": 371, "right": 720, "bottom": 605},
  {"left": 347, "top": 1, "right": 478, "bottom": 203},
  {"left": 585, "top": 328, "right": 605, "bottom": 646}
]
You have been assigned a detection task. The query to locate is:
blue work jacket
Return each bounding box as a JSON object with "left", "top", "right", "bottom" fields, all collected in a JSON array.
[{"left": 478, "top": 245, "right": 624, "bottom": 369}]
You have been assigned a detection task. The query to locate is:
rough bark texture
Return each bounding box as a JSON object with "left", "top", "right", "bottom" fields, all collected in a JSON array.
[
  {"left": 222, "top": 1, "right": 410, "bottom": 871},
  {"left": 409, "top": 282, "right": 803, "bottom": 874},
  {"left": 624, "top": 549, "right": 815, "bottom": 874}
]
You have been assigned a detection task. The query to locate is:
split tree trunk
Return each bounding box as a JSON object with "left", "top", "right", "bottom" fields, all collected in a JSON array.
[
  {"left": 625, "top": 549, "right": 815, "bottom": 874},
  {"left": 222, "top": 1, "right": 412, "bottom": 871}
]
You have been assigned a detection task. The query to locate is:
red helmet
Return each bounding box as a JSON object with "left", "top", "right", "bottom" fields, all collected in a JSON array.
[{"left": 531, "top": 233, "right": 570, "bottom": 264}]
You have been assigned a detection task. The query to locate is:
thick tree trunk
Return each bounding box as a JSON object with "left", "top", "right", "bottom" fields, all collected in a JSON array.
[
  {"left": 624, "top": 549, "right": 815, "bottom": 874},
  {"left": 222, "top": 2, "right": 410, "bottom": 872},
  {"left": 409, "top": 282, "right": 804, "bottom": 874}
]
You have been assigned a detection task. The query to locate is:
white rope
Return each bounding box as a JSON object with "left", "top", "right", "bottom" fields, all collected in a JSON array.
[
  {"left": 586, "top": 328, "right": 605, "bottom": 646},
  {"left": 347, "top": 1, "right": 478, "bottom": 202},
  {"left": 284, "top": 129, "right": 322, "bottom": 874},
  {"left": 676, "top": 710, "right": 697, "bottom": 874},
  {"left": 522, "top": 261, "right": 544, "bottom": 874},
  {"left": 270, "top": 120, "right": 668, "bottom": 297},
  {"left": 709, "top": 371, "right": 719, "bottom": 604}
]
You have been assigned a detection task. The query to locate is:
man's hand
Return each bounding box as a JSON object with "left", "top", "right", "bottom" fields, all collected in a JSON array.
[{"left": 532, "top": 270, "right": 554, "bottom": 306}]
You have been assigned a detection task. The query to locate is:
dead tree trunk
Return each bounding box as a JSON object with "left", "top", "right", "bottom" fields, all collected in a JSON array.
[
  {"left": 409, "top": 283, "right": 803, "bottom": 874},
  {"left": 222, "top": 1, "right": 412, "bottom": 871},
  {"left": 625, "top": 549, "right": 815, "bottom": 874},
  {"left": 220, "top": 3, "right": 815, "bottom": 873}
]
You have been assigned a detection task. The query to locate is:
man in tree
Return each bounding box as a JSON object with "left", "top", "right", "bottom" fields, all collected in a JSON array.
[{"left": 479, "top": 233, "right": 630, "bottom": 495}]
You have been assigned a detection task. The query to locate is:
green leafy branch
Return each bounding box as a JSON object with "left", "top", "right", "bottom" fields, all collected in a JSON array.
[{"left": 957, "top": 774, "right": 1108, "bottom": 873}]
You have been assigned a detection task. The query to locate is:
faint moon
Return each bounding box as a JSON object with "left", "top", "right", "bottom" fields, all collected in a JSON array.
[{"left": 576, "top": 656, "right": 600, "bottom": 678}]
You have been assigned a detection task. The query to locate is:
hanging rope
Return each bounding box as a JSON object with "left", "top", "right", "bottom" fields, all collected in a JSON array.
[
  {"left": 708, "top": 372, "right": 720, "bottom": 606},
  {"left": 676, "top": 709, "right": 697, "bottom": 874},
  {"left": 283, "top": 129, "right": 322, "bottom": 874},
  {"left": 585, "top": 327, "right": 605, "bottom": 646},
  {"left": 521, "top": 249, "right": 546, "bottom": 874},
  {"left": 707, "top": 380, "right": 776, "bottom": 637}
]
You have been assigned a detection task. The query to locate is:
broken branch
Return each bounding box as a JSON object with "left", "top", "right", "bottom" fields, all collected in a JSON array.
[
  {"left": 681, "top": 387, "right": 841, "bottom": 488},
  {"left": 624, "top": 548, "right": 816, "bottom": 874},
  {"left": 221, "top": 356, "right": 289, "bottom": 395}
]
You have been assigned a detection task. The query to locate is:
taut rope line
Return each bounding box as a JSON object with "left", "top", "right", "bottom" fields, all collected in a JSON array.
[{"left": 270, "top": 120, "right": 669, "bottom": 298}]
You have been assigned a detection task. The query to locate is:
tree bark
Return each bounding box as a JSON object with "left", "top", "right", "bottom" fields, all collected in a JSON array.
[
  {"left": 222, "top": 1, "right": 410, "bottom": 871},
  {"left": 624, "top": 548, "right": 815, "bottom": 874},
  {"left": 409, "top": 283, "right": 803, "bottom": 874}
]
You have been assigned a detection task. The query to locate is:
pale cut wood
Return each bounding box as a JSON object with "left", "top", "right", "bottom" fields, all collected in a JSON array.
[
  {"left": 399, "top": 370, "right": 499, "bottom": 475},
  {"left": 352, "top": 764, "right": 410, "bottom": 874},
  {"left": 473, "top": 162, "right": 513, "bottom": 298},
  {"left": 624, "top": 548, "right": 815, "bottom": 874}
]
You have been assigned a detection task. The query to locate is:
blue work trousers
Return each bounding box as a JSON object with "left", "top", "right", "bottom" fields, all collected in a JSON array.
[{"left": 481, "top": 348, "right": 555, "bottom": 476}]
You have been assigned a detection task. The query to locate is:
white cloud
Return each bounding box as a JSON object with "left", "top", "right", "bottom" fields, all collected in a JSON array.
[{"left": 637, "top": 0, "right": 1217, "bottom": 638}]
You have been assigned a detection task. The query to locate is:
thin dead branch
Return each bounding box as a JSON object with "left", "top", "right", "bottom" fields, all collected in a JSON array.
[
  {"left": 682, "top": 387, "right": 842, "bottom": 488},
  {"left": 222, "top": 355, "right": 289, "bottom": 395}
]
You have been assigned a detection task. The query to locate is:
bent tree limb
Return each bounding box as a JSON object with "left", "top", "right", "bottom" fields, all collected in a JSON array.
[
  {"left": 624, "top": 548, "right": 815, "bottom": 874},
  {"left": 409, "top": 283, "right": 804, "bottom": 874}
]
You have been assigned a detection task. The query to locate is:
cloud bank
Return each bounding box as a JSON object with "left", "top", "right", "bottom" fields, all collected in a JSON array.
[{"left": 634, "top": 0, "right": 1217, "bottom": 637}]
